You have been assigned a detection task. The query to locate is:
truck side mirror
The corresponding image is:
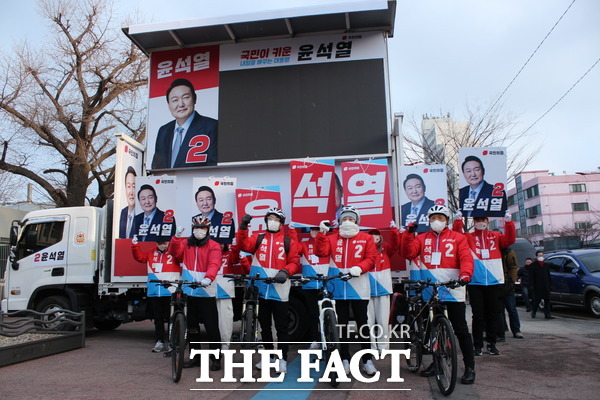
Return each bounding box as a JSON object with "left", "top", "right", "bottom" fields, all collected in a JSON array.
[{"left": 9, "top": 225, "right": 18, "bottom": 246}]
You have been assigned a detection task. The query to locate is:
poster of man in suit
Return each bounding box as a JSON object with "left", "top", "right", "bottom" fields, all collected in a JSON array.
[
  {"left": 146, "top": 46, "right": 219, "bottom": 170},
  {"left": 458, "top": 147, "right": 508, "bottom": 218},
  {"left": 131, "top": 176, "right": 177, "bottom": 242},
  {"left": 399, "top": 165, "right": 447, "bottom": 232}
]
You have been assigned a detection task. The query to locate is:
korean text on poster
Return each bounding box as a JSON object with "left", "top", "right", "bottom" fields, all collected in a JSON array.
[
  {"left": 235, "top": 186, "right": 282, "bottom": 235},
  {"left": 290, "top": 159, "right": 338, "bottom": 227}
]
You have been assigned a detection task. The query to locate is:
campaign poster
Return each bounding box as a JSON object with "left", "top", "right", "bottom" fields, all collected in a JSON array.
[
  {"left": 235, "top": 186, "right": 282, "bottom": 235},
  {"left": 114, "top": 176, "right": 178, "bottom": 277},
  {"left": 458, "top": 147, "right": 508, "bottom": 218},
  {"left": 399, "top": 165, "right": 448, "bottom": 232},
  {"left": 147, "top": 46, "right": 219, "bottom": 170},
  {"left": 190, "top": 177, "right": 237, "bottom": 244},
  {"left": 112, "top": 134, "right": 145, "bottom": 282},
  {"left": 341, "top": 159, "right": 392, "bottom": 229},
  {"left": 290, "top": 159, "right": 337, "bottom": 227}
]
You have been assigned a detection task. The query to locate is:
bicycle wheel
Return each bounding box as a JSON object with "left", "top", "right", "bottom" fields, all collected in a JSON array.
[
  {"left": 432, "top": 316, "right": 458, "bottom": 396},
  {"left": 405, "top": 312, "right": 423, "bottom": 373},
  {"left": 171, "top": 312, "right": 186, "bottom": 383},
  {"left": 241, "top": 305, "right": 256, "bottom": 349},
  {"left": 323, "top": 309, "right": 340, "bottom": 387}
]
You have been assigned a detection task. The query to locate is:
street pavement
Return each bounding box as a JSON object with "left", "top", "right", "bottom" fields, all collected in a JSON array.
[{"left": 1, "top": 305, "right": 599, "bottom": 399}]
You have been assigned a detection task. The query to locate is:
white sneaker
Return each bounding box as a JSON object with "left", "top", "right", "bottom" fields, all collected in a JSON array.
[
  {"left": 255, "top": 356, "right": 276, "bottom": 370},
  {"left": 342, "top": 359, "right": 351, "bottom": 375},
  {"left": 151, "top": 340, "right": 164, "bottom": 353},
  {"left": 309, "top": 341, "right": 320, "bottom": 350},
  {"left": 277, "top": 359, "right": 287, "bottom": 373},
  {"left": 361, "top": 359, "right": 378, "bottom": 376}
]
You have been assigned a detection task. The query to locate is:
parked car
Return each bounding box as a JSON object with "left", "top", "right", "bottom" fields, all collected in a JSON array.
[{"left": 544, "top": 248, "right": 600, "bottom": 318}]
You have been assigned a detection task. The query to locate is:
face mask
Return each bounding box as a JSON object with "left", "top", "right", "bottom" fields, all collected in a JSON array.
[
  {"left": 267, "top": 220, "right": 281, "bottom": 232},
  {"left": 474, "top": 222, "right": 488, "bottom": 231},
  {"left": 193, "top": 228, "right": 207, "bottom": 240},
  {"left": 157, "top": 244, "right": 168, "bottom": 252},
  {"left": 537, "top": 256, "right": 544, "bottom": 262},
  {"left": 430, "top": 220, "right": 447, "bottom": 233},
  {"left": 310, "top": 229, "right": 318, "bottom": 239},
  {"left": 339, "top": 220, "right": 359, "bottom": 238}
]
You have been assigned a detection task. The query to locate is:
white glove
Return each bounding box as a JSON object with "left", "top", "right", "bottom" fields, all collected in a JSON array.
[
  {"left": 319, "top": 220, "right": 331, "bottom": 234},
  {"left": 504, "top": 211, "right": 512, "bottom": 222},
  {"left": 176, "top": 226, "right": 185, "bottom": 238},
  {"left": 200, "top": 278, "right": 212, "bottom": 287},
  {"left": 349, "top": 266, "right": 362, "bottom": 277},
  {"left": 288, "top": 221, "right": 295, "bottom": 229},
  {"left": 454, "top": 210, "right": 463, "bottom": 220},
  {"left": 131, "top": 235, "right": 138, "bottom": 245},
  {"left": 390, "top": 220, "right": 397, "bottom": 229}
]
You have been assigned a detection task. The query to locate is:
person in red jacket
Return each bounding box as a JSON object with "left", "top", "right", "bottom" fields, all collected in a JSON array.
[
  {"left": 170, "top": 216, "right": 222, "bottom": 370},
  {"left": 453, "top": 211, "right": 516, "bottom": 356},
  {"left": 131, "top": 236, "right": 181, "bottom": 353},
  {"left": 401, "top": 205, "right": 476, "bottom": 385},
  {"left": 236, "top": 208, "right": 300, "bottom": 373},
  {"left": 315, "top": 206, "right": 378, "bottom": 377},
  {"left": 367, "top": 220, "right": 400, "bottom": 353}
]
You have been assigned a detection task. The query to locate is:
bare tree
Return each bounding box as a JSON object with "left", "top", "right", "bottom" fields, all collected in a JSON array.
[
  {"left": 546, "top": 215, "right": 600, "bottom": 248},
  {"left": 402, "top": 102, "right": 536, "bottom": 211},
  {"left": 0, "top": 0, "right": 147, "bottom": 207}
]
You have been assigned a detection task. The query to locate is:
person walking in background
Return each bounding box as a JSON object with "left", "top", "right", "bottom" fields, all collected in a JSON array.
[
  {"left": 530, "top": 251, "right": 554, "bottom": 319},
  {"left": 518, "top": 258, "right": 533, "bottom": 312},
  {"left": 497, "top": 246, "right": 524, "bottom": 340}
]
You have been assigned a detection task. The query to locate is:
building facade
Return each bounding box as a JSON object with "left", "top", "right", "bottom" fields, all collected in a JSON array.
[{"left": 505, "top": 170, "right": 600, "bottom": 248}]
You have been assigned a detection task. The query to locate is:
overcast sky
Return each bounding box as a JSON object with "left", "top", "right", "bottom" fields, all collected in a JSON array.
[{"left": 2, "top": 0, "right": 599, "bottom": 177}]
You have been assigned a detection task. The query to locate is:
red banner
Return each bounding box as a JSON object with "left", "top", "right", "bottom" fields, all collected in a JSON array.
[
  {"left": 341, "top": 159, "right": 392, "bottom": 229},
  {"left": 290, "top": 160, "right": 338, "bottom": 227},
  {"left": 235, "top": 187, "right": 282, "bottom": 235},
  {"left": 149, "top": 46, "right": 220, "bottom": 98}
]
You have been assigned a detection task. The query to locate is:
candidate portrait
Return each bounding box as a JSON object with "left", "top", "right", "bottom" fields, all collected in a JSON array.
[
  {"left": 151, "top": 78, "right": 218, "bottom": 169},
  {"left": 458, "top": 155, "right": 507, "bottom": 218},
  {"left": 400, "top": 173, "right": 435, "bottom": 232}
]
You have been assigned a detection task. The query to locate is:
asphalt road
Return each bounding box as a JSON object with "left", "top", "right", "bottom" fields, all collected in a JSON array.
[{"left": 1, "top": 305, "right": 600, "bottom": 399}]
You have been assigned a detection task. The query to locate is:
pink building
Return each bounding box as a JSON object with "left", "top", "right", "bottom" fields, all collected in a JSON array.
[{"left": 504, "top": 170, "right": 600, "bottom": 248}]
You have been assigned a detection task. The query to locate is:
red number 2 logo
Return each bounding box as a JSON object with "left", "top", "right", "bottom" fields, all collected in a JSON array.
[
  {"left": 492, "top": 183, "right": 505, "bottom": 197},
  {"left": 163, "top": 210, "right": 174, "bottom": 223},
  {"left": 222, "top": 211, "right": 233, "bottom": 225},
  {"left": 186, "top": 135, "right": 210, "bottom": 163}
]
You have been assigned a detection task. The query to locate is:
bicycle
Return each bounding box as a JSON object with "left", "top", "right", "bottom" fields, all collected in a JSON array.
[
  {"left": 294, "top": 272, "right": 352, "bottom": 387},
  {"left": 223, "top": 273, "right": 274, "bottom": 349},
  {"left": 149, "top": 279, "right": 200, "bottom": 383},
  {"left": 399, "top": 278, "right": 461, "bottom": 396}
]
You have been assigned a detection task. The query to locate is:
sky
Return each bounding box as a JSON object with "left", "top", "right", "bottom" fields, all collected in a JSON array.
[{"left": 1, "top": 0, "right": 599, "bottom": 178}]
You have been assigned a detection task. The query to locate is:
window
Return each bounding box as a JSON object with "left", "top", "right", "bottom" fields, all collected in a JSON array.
[
  {"left": 16, "top": 221, "right": 65, "bottom": 261},
  {"left": 569, "top": 183, "right": 587, "bottom": 193},
  {"left": 572, "top": 202, "right": 589, "bottom": 212},
  {"left": 575, "top": 222, "right": 592, "bottom": 230},
  {"left": 527, "top": 224, "right": 544, "bottom": 235},
  {"left": 545, "top": 257, "right": 563, "bottom": 273},
  {"left": 512, "top": 211, "right": 520, "bottom": 222},
  {"left": 524, "top": 185, "right": 539, "bottom": 200},
  {"left": 526, "top": 204, "right": 542, "bottom": 218},
  {"left": 563, "top": 258, "right": 579, "bottom": 274},
  {"left": 507, "top": 194, "right": 516, "bottom": 207}
]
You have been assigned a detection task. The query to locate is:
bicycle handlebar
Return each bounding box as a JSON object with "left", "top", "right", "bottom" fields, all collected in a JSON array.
[
  {"left": 401, "top": 278, "right": 461, "bottom": 291},
  {"left": 148, "top": 279, "right": 207, "bottom": 289},
  {"left": 222, "top": 273, "right": 275, "bottom": 284},
  {"left": 290, "top": 272, "right": 353, "bottom": 284}
]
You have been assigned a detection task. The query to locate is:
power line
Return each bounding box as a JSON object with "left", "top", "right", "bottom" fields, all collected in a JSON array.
[
  {"left": 484, "top": 0, "right": 577, "bottom": 117},
  {"left": 520, "top": 55, "right": 600, "bottom": 136}
]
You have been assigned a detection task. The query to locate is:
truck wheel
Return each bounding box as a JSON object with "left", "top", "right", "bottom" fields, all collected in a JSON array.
[
  {"left": 93, "top": 320, "right": 122, "bottom": 331},
  {"left": 35, "top": 295, "right": 73, "bottom": 331},
  {"left": 288, "top": 296, "right": 309, "bottom": 341}
]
